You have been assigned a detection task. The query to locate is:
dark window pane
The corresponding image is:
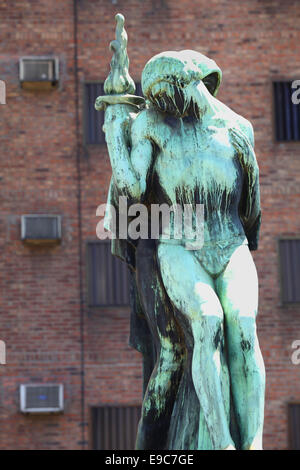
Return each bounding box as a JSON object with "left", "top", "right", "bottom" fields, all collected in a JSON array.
[
  {"left": 273, "top": 81, "right": 300, "bottom": 142},
  {"left": 279, "top": 239, "right": 300, "bottom": 303},
  {"left": 84, "top": 83, "right": 105, "bottom": 145},
  {"left": 92, "top": 405, "right": 141, "bottom": 450},
  {"left": 289, "top": 404, "right": 300, "bottom": 449},
  {"left": 87, "top": 241, "right": 130, "bottom": 307},
  {"left": 84, "top": 82, "right": 143, "bottom": 145}
]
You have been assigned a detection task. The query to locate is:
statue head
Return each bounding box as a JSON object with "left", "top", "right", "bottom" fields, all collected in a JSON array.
[{"left": 141, "top": 50, "right": 222, "bottom": 119}]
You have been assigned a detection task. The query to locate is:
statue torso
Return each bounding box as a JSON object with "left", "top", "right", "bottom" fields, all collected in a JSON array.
[{"left": 144, "top": 110, "right": 245, "bottom": 244}]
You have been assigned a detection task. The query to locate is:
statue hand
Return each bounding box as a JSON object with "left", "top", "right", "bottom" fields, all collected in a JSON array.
[{"left": 103, "top": 103, "right": 138, "bottom": 137}]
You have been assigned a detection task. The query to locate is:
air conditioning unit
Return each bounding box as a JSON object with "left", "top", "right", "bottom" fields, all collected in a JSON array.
[
  {"left": 19, "top": 56, "right": 59, "bottom": 89},
  {"left": 21, "top": 214, "right": 62, "bottom": 245},
  {"left": 20, "top": 384, "right": 64, "bottom": 414}
]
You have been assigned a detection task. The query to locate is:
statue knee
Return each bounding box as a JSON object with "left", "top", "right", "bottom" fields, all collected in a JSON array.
[
  {"left": 191, "top": 312, "right": 224, "bottom": 348},
  {"left": 225, "top": 312, "right": 257, "bottom": 353}
]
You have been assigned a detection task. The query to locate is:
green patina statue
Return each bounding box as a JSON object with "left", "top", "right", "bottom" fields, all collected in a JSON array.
[{"left": 95, "top": 14, "right": 265, "bottom": 450}]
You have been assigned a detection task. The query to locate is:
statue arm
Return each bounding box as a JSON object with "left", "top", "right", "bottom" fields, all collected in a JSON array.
[
  {"left": 104, "top": 105, "right": 154, "bottom": 202},
  {"left": 230, "top": 125, "right": 261, "bottom": 251},
  {"left": 244, "top": 170, "right": 261, "bottom": 251},
  {"left": 104, "top": 104, "right": 139, "bottom": 199},
  {"left": 243, "top": 123, "right": 261, "bottom": 251}
]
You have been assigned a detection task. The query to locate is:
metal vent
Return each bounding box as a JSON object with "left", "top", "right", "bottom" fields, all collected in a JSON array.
[
  {"left": 21, "top": 215, "right": 61, "bottom": 245},
  {"left": 19, "top": 57, "right": 59, "bottom": 89},
  {"left": 20, "top": 384, "right": 64, "bottom": 413},
  {"left": 92, "top": 406, "right": 141, "bottom": 450},
  {"left": 279, "top": 239, "right": 300, "bottom": 303}
]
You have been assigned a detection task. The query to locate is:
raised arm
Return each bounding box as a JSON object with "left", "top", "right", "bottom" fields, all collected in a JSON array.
[{"left": 104, "top": 104, "right": 154, "bottom": 203}]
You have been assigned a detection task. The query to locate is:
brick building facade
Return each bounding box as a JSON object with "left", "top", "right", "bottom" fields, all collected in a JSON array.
[{"left": 0, "top": 0, "right": 299, "bottom": 450}]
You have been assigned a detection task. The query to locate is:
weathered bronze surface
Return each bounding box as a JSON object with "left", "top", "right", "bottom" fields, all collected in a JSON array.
[{"left": 96, "top": 14, "right": 265, "bottom": 450}]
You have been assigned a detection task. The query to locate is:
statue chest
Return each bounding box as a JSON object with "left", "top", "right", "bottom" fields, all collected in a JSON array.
[{"left": 153, "top": 123, "right": 242, "bottom": 205}]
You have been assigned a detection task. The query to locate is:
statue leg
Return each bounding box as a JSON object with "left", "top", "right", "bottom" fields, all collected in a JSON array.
[
  {"left": 215, "top": 244, "right": 265, "bottom": 450},
  {"left": 157, "top": 243, "right": 233, "bottom": 450},
  {"left": 135, "top": 240, "right": 185, "bottom": 450}
]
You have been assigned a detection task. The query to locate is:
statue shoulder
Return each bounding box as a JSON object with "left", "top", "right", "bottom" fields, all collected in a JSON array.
[
  {"left": 225, "top": 106, "right": 254, "bottom": 147},
  {"left": 131, "top": 106, "right": 163, "bottom": 140},
  {"left": 235, "top": 115, "right": 254, "bottom": 148},
  {"left": 214, "top": 99, "right": 255, "bottom": 148}
]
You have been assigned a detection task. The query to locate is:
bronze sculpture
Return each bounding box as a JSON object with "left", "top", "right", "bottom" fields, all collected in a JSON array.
[{"left": 95, "top": 14, "right": 265, "bottom": 450}]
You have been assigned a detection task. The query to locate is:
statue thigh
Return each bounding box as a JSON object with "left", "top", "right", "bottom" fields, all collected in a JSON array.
[
  {"left": 156, "top": 242, "right": 233, "bottom": 448},
  {"left": 215, "top": 244, "right": 259, "bottom": 344},
  {"left": 214, "top": 244, "right": 265, "bottom": 449},
  {"left": 156, "top": 242, "right": 225, "bottom": 334}
]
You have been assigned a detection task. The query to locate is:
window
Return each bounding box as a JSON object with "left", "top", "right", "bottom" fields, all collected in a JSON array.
[
  {"left": 289, "top": 404, "right": 300, "bottom": 449},
  {"left": 91, "top": 405, "right": 141, "bottom": 450},
  {"left": 273, "top": 81, "right": 300, "bottom": 142},
  {"left": 84, "top": 83, "right": 105, "bottom": 145},
  {"left": 279, "top": 239, "right": 300, "bottom": 303},
  {"left": 84, "top": 82, "right": 144, "bottom": 145},
  {"left": 87, "top": 241, "right": 130, "bottom": 307}
]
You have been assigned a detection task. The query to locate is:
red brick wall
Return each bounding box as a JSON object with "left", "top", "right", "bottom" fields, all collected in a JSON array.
[{"left": 0, "top": 0, "right": 300, "bottom": 450}]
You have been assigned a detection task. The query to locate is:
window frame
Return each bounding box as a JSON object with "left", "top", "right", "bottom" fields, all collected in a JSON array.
[
  {"left": 288, "top": 402, "right": 300, "bottom": 450},
  {"left": 86, "top": 239, "right": 131, "bottom": 309},
  {"left": 272, "top": 78, "right": 300, "bottom": 144},
  {"left": 90, "top": 404, "right": 141, "bottom": 450},
  {"left": 277, "top": 236, "right": 300, "bottom": 306},
  {"left": 82, "top": 80, "right": 144, "bottom": 147},
  {"left": 82, "top": 81, "right": 106, "bottom": 147}
]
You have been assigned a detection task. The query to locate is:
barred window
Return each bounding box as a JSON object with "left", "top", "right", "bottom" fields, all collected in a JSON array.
[
  {"left": 273, "top": 81, "right": 300, "bottom": 142},
  {"left": 91, "top": 405, "right": 141, "bottom": 450},
  {"left": 87, "top": 241, "right": 130, "bottom": 307},
  {"left": 279, "top": 239, "right": 300, "bottom": 303},
  {"left": 84, "top": 83, "right": 105, "bottom": 145},
  {"left": 289, "top": 404, "right": 300, "bottom": 449},
  {"left": 84, "top": 82, "right": 144, "bottom": 145}
]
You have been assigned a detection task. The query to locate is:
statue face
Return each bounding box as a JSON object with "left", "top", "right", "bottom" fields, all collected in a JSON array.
[{"left": 141, "top": 50, "right": 222, "bottom": 119}]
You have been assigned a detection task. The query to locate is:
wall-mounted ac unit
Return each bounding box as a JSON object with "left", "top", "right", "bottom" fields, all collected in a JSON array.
[
  {"left": 19, "top": 56, "right": 59, "bottom": 89},
  {"left": 20, "top": 384, "right": 64, "bottom": 414},
  {"left": 21, "top": 214, "right": 62, "bottom": 245}
]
